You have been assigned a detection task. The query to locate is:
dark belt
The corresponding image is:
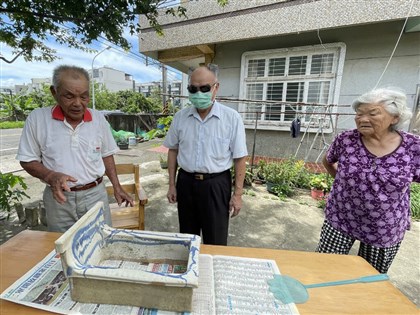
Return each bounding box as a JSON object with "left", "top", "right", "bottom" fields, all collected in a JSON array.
[
  {"left": 70, "top": 177, "right": 103, "bottom": 191},
  {"left": 179, "top": 168, "right": 229, "bottom": 180}
]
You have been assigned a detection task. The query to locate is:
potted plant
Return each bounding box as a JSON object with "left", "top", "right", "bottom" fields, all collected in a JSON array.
[
  {"left": 117, "top": 138, "right": 129, "bottom": 150},
  {"left": 0, "top": 172, "right": 29, "bottom": 221},
  {"left": 309, "top": 173, "right": 333, "bottom": 200},
  {"left": 262, "top": 161, "right": 294, "bottom": 197}
]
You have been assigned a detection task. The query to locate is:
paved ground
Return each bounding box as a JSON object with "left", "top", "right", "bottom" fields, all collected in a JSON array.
[{"left": 0, "top": 138, "right": 419, "bottom": 307}]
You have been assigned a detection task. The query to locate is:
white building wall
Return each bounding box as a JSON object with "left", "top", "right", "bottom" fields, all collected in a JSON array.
[
  {"left": 92, "top": 67, "right": 133, "bottom": 92},
  {"left": 209, "top": 21, "right": 420, "bottom": 161},
  {"left": 213, "top": 21, "right": 419, "bottom": 131}
]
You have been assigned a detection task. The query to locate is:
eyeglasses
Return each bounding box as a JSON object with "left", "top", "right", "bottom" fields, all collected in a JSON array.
[{"left": 187, "top": 82, "right": 217, "bottom": 94}]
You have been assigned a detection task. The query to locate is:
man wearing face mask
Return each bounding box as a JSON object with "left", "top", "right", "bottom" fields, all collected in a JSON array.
[{"left": 164, "top": 64, "right": 248, "bottom": 245}]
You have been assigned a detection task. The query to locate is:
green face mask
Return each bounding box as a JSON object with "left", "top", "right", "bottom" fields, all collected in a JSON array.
[{"left": 189, "top": 91, "right": 213, "bottom": 110}]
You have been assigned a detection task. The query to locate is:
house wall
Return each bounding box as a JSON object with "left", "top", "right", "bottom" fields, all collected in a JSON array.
[
  {"left": 140, "top": 0, "right": 420, "bottom": 52},
  {"left": 97, "top": 68, "right": 134, "bottom": 92},
  {"left": 212, "top": 21, "right": 420, "bottom": 161}
]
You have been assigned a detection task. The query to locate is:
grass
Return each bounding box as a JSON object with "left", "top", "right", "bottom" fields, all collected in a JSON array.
[
  {"left": 0, "top": 121, "right": 25, "bottom": 129},
  {"left": 411, "top": 183, "right": 420, "bottom": 221}
]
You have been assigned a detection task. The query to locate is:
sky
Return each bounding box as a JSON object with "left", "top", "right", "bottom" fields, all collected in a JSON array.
[{"left": 0, "top": 25, "right": 180, "bottom": 89}]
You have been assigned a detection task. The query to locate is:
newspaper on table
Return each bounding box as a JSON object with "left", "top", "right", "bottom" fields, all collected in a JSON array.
[{"left": 1, "top": 250, "right": 299, "bottom": 315}]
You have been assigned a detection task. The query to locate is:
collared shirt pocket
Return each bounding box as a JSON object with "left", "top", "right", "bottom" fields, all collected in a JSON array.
[
  {"left": 210, "top": 137, "right": 230, "bottom": 160},
  {"left": 87, "top": 140, "right": 102, "bottom": 162}
]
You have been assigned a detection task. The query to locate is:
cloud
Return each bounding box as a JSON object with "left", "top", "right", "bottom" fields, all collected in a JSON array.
[{"left": 0, "top": 36, "right": 175, "bottom": 88}]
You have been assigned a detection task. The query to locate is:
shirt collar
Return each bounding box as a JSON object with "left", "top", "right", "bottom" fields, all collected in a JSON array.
[
  {"left": 51, "top": 105, "right": 92, "bottom": 122},
  {"left": 188, "top": 100, "right": 221, "bottom": 120}
]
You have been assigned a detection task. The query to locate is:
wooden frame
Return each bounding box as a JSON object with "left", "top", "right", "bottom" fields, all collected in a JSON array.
[{"left": 105, "top": 164, "right": 148, "bottom": 230}]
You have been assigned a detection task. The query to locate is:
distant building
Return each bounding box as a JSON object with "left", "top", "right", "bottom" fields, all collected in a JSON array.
[
  {"left": 31, "top": 78, "right": 51, "bottom": 90},
  {"left": 89, "top": 66, "right": 134, "bottom": 92},
  {"left": 136, "top": 80, "right": 183, "bottom": 107},
  {"left": 0, "top": 87, "right": 14, "bottom": 95}
]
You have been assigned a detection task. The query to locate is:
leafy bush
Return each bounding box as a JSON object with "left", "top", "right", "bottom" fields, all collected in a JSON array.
[
  {"left": 0, "top": 121, "right": 25, "bottom": 129},
  {"left": 256, "top": 159, "right": 267, "bottom": 180},
  {"left": 263, "top": 158, "right": 311, "bottom": 198},
  {"left": 157, "top": 116, "right": 173, "bottom": 132},
  {"left": 144, "top": 115, "right": 173, "bottom": 140},
  {"left": 309, "top": 173, "right": 334, "bottom": 192},
  {"left": 116, "top": 90, "right": 160, "bottom": 114},
  {"left": 263, "top": 159, "right": 309, "bottom": 185},
  {"left": 411, "top": 183, "right": 420, "bottom": 221},
  {"left": 231, "top": 163, "right": 253, "bottom": 187},
  {"left": 0, "top": 172, "right": 29, "bottom": 219},
  {"left": 272, "top": 182, "right": 294, "bottom": 199}
]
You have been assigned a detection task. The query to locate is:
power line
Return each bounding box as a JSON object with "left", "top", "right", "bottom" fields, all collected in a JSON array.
[{"left": 374, "top": 0, "right": 415, "bottom": 88}]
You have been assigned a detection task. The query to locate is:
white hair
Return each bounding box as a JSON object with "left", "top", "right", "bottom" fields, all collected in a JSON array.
[{"left": 352, "top": 87, "right": 413, "bottom": 130}]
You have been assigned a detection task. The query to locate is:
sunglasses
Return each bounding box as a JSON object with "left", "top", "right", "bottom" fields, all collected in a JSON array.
[{"left": 187, "top": 82, "right": 217, "bottom": 94}]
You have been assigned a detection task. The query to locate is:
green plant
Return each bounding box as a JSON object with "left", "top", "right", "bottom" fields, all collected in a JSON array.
[
  {"left": 231, "top": 163, "right": 253, "bottom": 187},
  {"left": 157, "top": 116, "right": 173, "bottom": 132},
  {"left": 262, "top": 159, "right": 301, "bottom": 198},
  {"left": 143, "top": 115, "right": 173, "bottom": 140},
  {"left": 263, "top": 159, "right": 309, "bottom": 186},
  {"left": 0, "top": 121, "right": 25, "bottom": 129},
  {"left": 272, "top": 182, "right": 293, "bottom": 199},
  {"left": 256, "top": 159, "right": 267, "bottom": 180},
  {"left": 0, "top": 172, "right": 29, "bottom": 219},
  {"left": 262, "top": 162, "right": 289, "bottom": 184},
  {"left": 317, "top": 198, "right": 327, "bottom": 209},
  {"left": 309, "top": 173, "right": 334, "bottom": 192},
  {"left": 411, "top": 183, "right": 420, "bottom": 221},
  {"left": 144, "top": 128, "right": 165, "bottom": 140}
]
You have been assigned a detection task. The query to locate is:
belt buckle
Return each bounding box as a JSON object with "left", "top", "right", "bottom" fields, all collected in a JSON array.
[{"left": 195, "top": 174, "right": 204, "bottom": 180}]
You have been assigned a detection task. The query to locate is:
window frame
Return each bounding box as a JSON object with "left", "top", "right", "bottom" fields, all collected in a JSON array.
[{"left": 239, "top": 43, "right": 346, "bottom": 133}]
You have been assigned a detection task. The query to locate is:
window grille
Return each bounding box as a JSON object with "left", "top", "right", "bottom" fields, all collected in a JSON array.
[{"left": 239, "top": 43, "right": 346, "bottom": 131}]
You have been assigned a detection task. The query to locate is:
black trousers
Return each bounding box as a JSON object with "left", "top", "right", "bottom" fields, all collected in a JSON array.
[{"left": 176, "top": 169, "right": 231, "bottom": 245}]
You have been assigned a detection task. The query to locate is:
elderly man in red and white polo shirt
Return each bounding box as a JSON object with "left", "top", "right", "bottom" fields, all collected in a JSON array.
[{"left": 16, "top": 65, "right": 133, "bottom": 232}]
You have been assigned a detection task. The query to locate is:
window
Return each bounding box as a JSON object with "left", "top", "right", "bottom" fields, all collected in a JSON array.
[{"left": 239, "top": 43, "right": 346, "bottom": 131}]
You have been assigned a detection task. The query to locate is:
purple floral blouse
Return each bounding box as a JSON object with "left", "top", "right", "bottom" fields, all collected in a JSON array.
[{"left": 325, "top": 129, "right": 420, "bottom": 248}]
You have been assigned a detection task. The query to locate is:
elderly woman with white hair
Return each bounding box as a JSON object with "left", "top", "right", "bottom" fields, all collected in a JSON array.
[{"left": 317, "top": 87, "right": 420, "bottom": 273}]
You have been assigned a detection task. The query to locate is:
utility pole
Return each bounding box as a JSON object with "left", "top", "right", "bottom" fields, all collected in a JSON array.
[
  {"left": 91, "top": 46, "right": 111, "bottom": 110},
  {"left": 162, "top": 64, "right": 167, "bottom": 107}
]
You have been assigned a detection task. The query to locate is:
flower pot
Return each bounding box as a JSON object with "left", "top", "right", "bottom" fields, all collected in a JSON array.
[
  {"left": 266, "top": 181, "right": 277, "bottom": 194},
  {"left": 118, "top": 142, "right": 129, "bottom": 150},
  {"left": 311, "top": 188, "right": 325, "bottom": 200}
]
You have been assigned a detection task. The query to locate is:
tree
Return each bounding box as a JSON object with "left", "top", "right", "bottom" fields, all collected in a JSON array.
[
  {"left": 0, "top": 92, "right": 35, "bottom": 121},
  {"left": 0, "top": 0, "right": 228, "bottom": 64},
  {"left": 92, "top": 84, "right": 118, "bottom": 111},
  {"left": 115, "top": 90, "right": 159, "bottom": 114},
  {"left": 26, "top": 84, "right": 55, "bottom": 108}
]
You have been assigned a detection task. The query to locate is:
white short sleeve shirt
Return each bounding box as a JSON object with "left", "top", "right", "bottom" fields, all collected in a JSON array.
[
  {"left": 163, "top": 101, "right": 248, "bottom": 173},
  {"left": 16, "top": 106, "right": 118, "bottom": 186}
]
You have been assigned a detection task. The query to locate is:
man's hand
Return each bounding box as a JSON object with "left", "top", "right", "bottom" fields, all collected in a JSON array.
[
  {"left": 114, "top": 187, "right": 134, "bottom": 207},
  {"left": 45, "top": 172, "right": 78, "bottom": 204},
  {"left": 229, "top": 193, "right": 242, "bottom": 218},
  {"left": 167, "top": 185, "right": 177, "bottom": 203}
]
